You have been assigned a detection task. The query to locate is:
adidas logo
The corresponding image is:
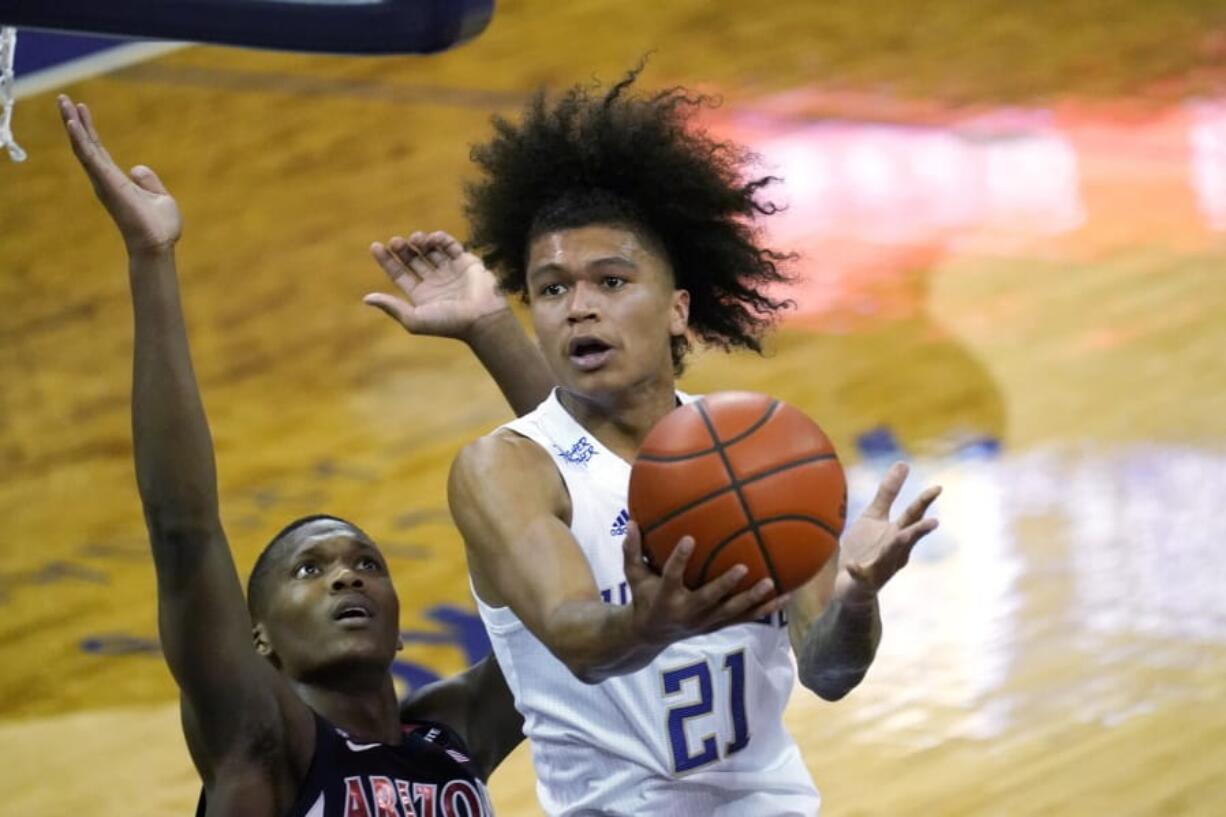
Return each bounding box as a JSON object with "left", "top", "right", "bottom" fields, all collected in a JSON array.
[{"left": 610, "top": 508, "right": 630, "bottom": 537}]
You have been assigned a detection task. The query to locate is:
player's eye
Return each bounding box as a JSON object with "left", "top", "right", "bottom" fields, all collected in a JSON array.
[
  {"left": 539, "top": 282, "right": 565, "bottom": 298},
  {"left": 602, "top": 275, "right": 626, "bottom": 289},
  {"left": 293, "top": 562, "right": 320, "bottom": 579},
  {"left": 356, "top": 556, "right": 383, "bottom": 572}
]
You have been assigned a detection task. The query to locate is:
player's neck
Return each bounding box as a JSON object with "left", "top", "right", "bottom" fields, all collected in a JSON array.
[
  {"left": 293, "top": 672, "right": 402, "bottom": 744},
  {"left": 559, "top": 376, "right": 677, "bottom": 461}
]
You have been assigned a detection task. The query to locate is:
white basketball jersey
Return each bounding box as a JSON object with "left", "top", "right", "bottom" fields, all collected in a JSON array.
[{"left": 476, "top": 390, "right": 820, "bottom": 816}]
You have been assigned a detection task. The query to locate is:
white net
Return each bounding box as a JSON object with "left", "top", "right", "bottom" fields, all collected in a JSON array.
[{"left": 1, "top": 26, "right": 27, "bottom": 163}]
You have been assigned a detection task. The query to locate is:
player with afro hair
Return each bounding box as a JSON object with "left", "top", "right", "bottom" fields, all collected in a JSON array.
[
  {"left": 437, "top": 64, "right": 942, "bottom": 817},
  {"left": 464, "top": 64, "right": 795, "bottom": 372}
]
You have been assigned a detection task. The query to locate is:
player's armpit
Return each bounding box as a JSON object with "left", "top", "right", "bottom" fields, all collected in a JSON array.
[
  {"left": 399, "top": 654, "right": 524, "bottom": 780},
  {"left": 155, "top": 526, "right": 316, "bottom": 781},
  {"left": 182, "top": 695, "right": 310, "bottom": 817}
]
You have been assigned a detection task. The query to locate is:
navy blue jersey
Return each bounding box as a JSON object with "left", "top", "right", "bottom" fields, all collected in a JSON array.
[{"left": 195, "top": 713, "right": 493, "bottom": 816}]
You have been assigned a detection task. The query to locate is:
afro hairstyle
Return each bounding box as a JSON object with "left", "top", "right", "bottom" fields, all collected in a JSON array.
[{"left": 464, "top": 63, "right": 795, "bottom": 372}]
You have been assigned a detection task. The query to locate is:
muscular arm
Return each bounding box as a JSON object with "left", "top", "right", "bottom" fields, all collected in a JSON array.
[
  {"left": 448, "top": 433, "right": 784, "bottom": 684},
  {"left": 133, "top": 248, "right": 308, "bottom": 762},
  {"left": 399, "top": 654, "right": 524, "bottom": 780},
  {"left": 461, "top": 309, "right": 554, "bottom": 417},
  {"left": 61, "top": 97, "right": 311, "bottom": 796},
  {"left": 449, "top": 433, "right": 659, "bottom": 683}
]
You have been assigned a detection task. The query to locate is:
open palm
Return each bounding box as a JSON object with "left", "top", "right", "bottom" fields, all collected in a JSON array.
[
  {"left": 58, "top": 95, "right": 181, "bottom": 254},
  {"left": 365, "top": 230, "right": 509, "bottom": 341},
  {"left": 838, "top": 462, "right": 941, "bottom": 596}
]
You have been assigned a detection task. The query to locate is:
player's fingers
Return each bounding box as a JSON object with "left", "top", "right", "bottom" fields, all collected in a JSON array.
[
  {"left": 77, "top": 101, "right": 103, "bottom": 143},
  {"left": 708, "top": 578, "right": 778, "bottom": 624},
  {"left": 57, "top": 95, "right": 81, "bottom": 130},
  {"left": 622, "top": 522, "right": 656, "bottom": 580},
  {"left": 424, "top": 230, "right": 462, "bottom": 256},
  {"left": 76, "top": 102, "right": 122, "bottom": 169},
  {"left": 403, "top": 241, "right": 436, "bottom": 280},
  {"left": 865, "top": 461, "right": 909, "bottom": 519},
  {"left": 362, "top": 293, "right": 415, "bottom": 330},
  {"left": 407, "top": 231, "right": 432, "bottom": 258},
  {"left": 659, "top": 536, "right": 695, "bottom": 588},
  {"left": 61, "top": 119, "right": 127, "bottom": 199},
  {"left": 433, "top": 231, "right": 465, "bottom": 259},
  {"left": 897, "top": 484, "right": 941, "bottom": 528},
  {"left": 391, "top": 233, "right": 429, "bottom": 267},
  {"left": 130, "top": 165, "right": 168, "bottom": 195},
  {"left": 61, "top": 115, "right": 94, "bottom": 166},
  {"left": 736, "top": 591, "right": 791, "bottom": 625},
  {"left": 691, "top": 563, "right": 750, "bottom": 608},
  {"left": 387, "top": 236, "right": 415, "bottom": 265},
  {"left": 894, "top": 517, "right": 938, "bottom": 555},
  {"left": 370, "top": 242, "right": 420, "bottom": 289},
  {"left": 845, "top": 561, "right": 876, "bottom": 589},
  {"left": 58, "top": 98, "right": 100, "bottom": 163}
]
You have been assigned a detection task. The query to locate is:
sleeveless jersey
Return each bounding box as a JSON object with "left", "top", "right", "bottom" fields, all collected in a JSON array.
[
  {"left": 477, "top": 390, "right": 820, "bottom": 816},
  {"left": 194, "top": 713, "right": 493, "bottom": 817}
]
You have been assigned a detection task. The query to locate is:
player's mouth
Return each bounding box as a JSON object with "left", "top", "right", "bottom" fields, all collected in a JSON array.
[
  {"left": 331, "top": 596, "right": 376, "bottom": 628},
  {"left": 567, "top": 335, "right": 615, "bottom": 372}
]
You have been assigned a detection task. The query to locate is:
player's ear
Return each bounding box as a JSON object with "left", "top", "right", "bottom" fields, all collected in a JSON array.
[
  {"left": 252, "top": 622, "right": 274, "bottom": 658},
  {"left": 669, "top": 288, "right": 690, "bottom": 337}
]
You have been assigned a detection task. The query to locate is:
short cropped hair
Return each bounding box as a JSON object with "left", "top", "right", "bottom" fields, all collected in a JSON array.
[{"left": 246, "top": 514, "right": 366, "bottom": 618}]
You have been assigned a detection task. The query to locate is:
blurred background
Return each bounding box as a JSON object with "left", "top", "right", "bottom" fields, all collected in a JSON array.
[{"left": 1, "top": 1, "right": 1225, "bottom": 814}]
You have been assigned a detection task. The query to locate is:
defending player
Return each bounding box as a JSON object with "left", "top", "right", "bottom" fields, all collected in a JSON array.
[
  {"left": 439, "top": 70, "right": 943, "bottom": 815},
  {"left": 59, "top": 94, "right": 536, "bottom": 817}
]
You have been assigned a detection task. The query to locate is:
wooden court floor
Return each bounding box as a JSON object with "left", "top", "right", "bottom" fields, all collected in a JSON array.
[{"left": 2, "top": 2, "right": 1225, "bottom": 814}]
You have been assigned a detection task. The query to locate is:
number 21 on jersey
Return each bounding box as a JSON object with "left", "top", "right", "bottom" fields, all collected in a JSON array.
[{"left": 660, "top": 650, "right": 749, "bottom": 773}]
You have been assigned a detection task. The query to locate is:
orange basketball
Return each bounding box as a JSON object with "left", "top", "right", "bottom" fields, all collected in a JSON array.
[{"left": 628, "top": 392, "right": 846, "bottom": 596}]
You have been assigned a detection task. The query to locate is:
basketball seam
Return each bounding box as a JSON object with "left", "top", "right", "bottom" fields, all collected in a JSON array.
[
  {"left": 694, "top": 400, "right": 784, "bottom": 591},
  {"left": 696, "top": 514, "right": 842, "bottom": 584},
  {"left": 635, "top": 400, "right": 782, "bottom": 462},
  {"left": 638, "top": 452, "right": 839, "bottom": 539}
]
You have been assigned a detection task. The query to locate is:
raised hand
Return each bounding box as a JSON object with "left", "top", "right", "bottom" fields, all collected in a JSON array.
[
  {"left": 58, "top": 95, "right": 181, "bottom": 255},
  {"left": 837, "top": 462, "right": 941, "bottom": 601},
  {"left": 622, "top": 523, "right": 790, "bottom": 645},
  {"left": 364, "top": 230, "right": 509, "bottom": 342}
]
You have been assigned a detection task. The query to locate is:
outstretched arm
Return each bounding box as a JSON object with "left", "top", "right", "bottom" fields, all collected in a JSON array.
[
  {"left": 789, "top": 462, "right": 940, "bottom": 701},
  {"left": 59, "top": 96, "right": 311, "bottom": 794},
  {"left": 365, "top": 231, "right": 555, "bottom": 417}
]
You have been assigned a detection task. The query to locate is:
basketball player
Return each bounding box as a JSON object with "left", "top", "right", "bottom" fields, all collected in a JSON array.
[
  {"left": 438, "top": 70, "right": 943, "bottom": 815},
  {"left": 58, "top": 94, "right": 540, "bottom": 817}
]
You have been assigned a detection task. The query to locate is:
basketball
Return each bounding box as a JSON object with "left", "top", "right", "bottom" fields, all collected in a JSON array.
[{"left": 629, "top": 392, "right": 846, "bottom": 596}]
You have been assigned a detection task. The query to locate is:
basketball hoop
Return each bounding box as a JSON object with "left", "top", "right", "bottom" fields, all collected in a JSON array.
[
  {"left": 0, "top": 26, "right": 26, "bottom": 163},
  {"left": 0, "top": 0, "right": 492, "bottom": 55}
]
